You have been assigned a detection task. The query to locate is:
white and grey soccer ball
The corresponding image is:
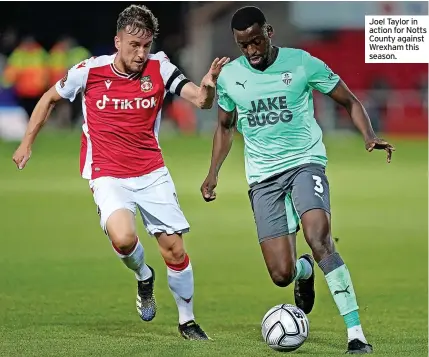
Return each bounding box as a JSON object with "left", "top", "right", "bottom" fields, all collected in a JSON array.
[{"left": 261, "top": 304, "right": 309, "bottom": 352}]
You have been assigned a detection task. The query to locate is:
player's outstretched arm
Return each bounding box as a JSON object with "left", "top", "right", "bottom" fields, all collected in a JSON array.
[
  {"left": 180, "top": 57, "right": 230, "bottom": 109},
  {"left": 328, "top": 80, "right": 395, "bottom": 163},
  {"left": 200, "top": 106, "right": 236, "bottom": 202},
  {"left": 12, "top": 86, "right": 62, "bottom": 170}
]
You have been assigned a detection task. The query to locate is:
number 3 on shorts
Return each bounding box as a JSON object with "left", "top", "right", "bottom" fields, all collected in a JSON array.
[{"left": 312, "top": 175, "right": 324, "bottom": 194}]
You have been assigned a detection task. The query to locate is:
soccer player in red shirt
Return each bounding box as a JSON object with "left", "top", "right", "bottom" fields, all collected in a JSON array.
[{"left": 12, "top": 5, "right": 229, "bottom": 340}]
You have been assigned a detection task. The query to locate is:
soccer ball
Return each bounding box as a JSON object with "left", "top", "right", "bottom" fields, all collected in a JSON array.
[{"left": 261, "top": 304, "right": 309, "bottom": 352}]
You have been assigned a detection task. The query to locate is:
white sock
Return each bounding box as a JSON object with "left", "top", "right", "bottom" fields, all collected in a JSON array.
[
  {"left": 167, "top": 255, "right": 195, "bottom": 325},
  {"left": 113, "top": 240, "right": 152, "bottom": 281},
  {"left": 347, "top": 325, "right": 367, "bottom": 343}
]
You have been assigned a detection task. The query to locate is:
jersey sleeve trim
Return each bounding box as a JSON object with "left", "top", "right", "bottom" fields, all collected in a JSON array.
[
  {"left": 216, "top": 74, "right": 237, "bottom": 112},
  {"left": 324, "top": 78, "right": 341, "bottom": 95},
  {"left": 218, "top": 101, "right": 235, "bottom": 113},
  {"left": 165, "top": 68, "right": 181, "bottom": 89},
  {"left": 54, "top": 64, "right": 87, "bottom": 102},
  {"left": 302, "top": 50, "right": 341, "bottom": 94}
]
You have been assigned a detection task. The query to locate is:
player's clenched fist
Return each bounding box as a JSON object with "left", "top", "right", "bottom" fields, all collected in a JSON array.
[
  {"left": 12, "top": 144, "right": 32, "bottom": 170},
  {"left": 200, "top": 174, "right": 218, "bottom": 202}
]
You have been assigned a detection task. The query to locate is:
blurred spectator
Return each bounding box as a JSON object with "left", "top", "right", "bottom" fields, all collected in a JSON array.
[
  {"left": 0, "top": 103, "right": 27, "bottom": 141},
  {"left": 0, "top": 78, "right": 16, "bottom": 107},
  {"left": 165, "top": 97, "right": 197, "bottom": 134},
  {"left": 48, "top": 36, "right": 91, "bottom": 128},
  {"left": 0, "top": 29, "right": 27, "bottom": 141},
  {"left": 0, "top": 27, "right": 19, "bottom": 110},
  {"left": 0, "top": 27, "right": 19, "bottom": 56},
  {"left": 365, "top": 77, "right": 391, "bottom": 133},
  {"left": 48, "top": 36, "right": 91, "bottom": 86},
  {"left": 2, "top": 35, "right": 49, "bottom": 118},
  {"left": 416, "top": 76, "right": 428, "bottom": 109},
  {"left": 162, "top": 34, "right": 185, "bottom": 119}
]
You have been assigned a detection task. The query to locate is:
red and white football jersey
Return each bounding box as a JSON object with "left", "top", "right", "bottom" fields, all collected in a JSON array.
[{"left": 55, "top": 51, "right": 190, "bottom": 180}]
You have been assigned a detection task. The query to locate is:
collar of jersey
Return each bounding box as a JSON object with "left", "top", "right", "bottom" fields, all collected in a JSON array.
[
  {"left": 242, "top": 46, "right": 281, "bottom": 74},
  {"left": 110, "top": 53, "right": 141, "bottom": 80}
]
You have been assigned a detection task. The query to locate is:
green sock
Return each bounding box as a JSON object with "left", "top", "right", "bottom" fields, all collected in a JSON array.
[
  {"left": 325, "top": 264, "right": 359, "bottom": 315},
  {"left": 294, "top": 257, "right": 312, "bottom": 281},
  {"left": 319, "top": 253, "right": 367, "bottom": 343},
  {"left": 344, "top": 310, "right": 361, "bottom": 328},
  {"left": 318, "top": 253, "right": 360, "bottom": 317}
]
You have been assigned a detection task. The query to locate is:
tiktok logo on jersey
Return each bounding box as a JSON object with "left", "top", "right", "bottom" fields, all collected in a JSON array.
[
  {"left": 247, "top": 96, "right": 293, "bottom": 127},
  {"left": 96, "top": 95, "right": 157, "bottom": 110}
]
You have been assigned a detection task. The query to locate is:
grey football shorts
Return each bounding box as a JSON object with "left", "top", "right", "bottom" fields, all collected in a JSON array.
[{"left": 248, "top": 163, "right": 331, "bottom": 243}]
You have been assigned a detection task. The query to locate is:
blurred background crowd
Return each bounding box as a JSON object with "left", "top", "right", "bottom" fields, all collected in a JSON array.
[{"left": 0, "top": 1, "right": 427, "bottom": 141}]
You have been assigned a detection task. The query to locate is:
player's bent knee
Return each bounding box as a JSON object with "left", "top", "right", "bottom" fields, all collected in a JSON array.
[
  {"left": 271, "top": 271, "right": 294, "bottom": 288},
  {"left": 270, "top": 266, "right": 295, "bottom": 287},
  {"left": 156, "top": 232, "right": 186, "bottom": 264},
  {"left": 260, "top": 235, "right": 297, "bottom": 287},
  {"left": 108, "top": 225, "right": 137, "bottom": 253},
  {"left": 111, "top": 234, "right": 137, "bottom": 254}
]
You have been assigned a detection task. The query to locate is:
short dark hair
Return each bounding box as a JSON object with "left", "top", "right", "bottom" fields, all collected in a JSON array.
[
  {"left": 117, "top": 4, "right": 159, "bottom": 38},
  {"left": 231, "top": 6, "right": 266, "bottom": 31}
]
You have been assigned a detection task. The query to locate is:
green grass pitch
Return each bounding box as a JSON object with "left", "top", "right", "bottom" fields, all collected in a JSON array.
[{"left": 0, "top": 132, "right": 427, "bottom": 356}]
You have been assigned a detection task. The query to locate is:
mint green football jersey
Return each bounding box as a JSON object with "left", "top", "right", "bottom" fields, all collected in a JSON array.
[{"left": 217, "top": 47, "right": 340, "bottom": 185}]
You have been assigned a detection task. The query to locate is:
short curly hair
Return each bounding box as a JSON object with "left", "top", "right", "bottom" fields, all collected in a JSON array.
[
  {"left": 231, "top": 6, "right": 266, "bottom": 31},
  {"left": 117, "top": 5, "right": 159, "bottom": 38}
]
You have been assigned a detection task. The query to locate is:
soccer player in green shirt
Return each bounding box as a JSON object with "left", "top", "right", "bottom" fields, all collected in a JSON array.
[{"left": 201, "top": 6, "right": 394, "bottom": 354}]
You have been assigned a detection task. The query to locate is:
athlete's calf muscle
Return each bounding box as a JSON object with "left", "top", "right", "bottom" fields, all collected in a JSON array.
[
  {"left": 156, "top": 233, "right": 186, "bottom": 265},
  {"left": 301, "top": 209, "right": 335, "bottom": 262}
]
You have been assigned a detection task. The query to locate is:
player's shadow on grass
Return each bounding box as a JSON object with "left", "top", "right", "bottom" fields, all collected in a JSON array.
[
  {"left": 252, "top": 324, "right": 342, "bottom": 355},
  {"left": 52, "top": 320, "right": 179, "bottom": 340},
  {"left": 302, "top": 334, "right": 343, "bottom": 353}
]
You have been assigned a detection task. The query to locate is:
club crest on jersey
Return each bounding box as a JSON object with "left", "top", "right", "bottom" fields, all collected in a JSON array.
[
  {"left": 324, "top": 63, "right": 335, "bottom": 80},
  {"left": 140, "top": 76, "right": 153, "bottom": 92},
  {"left": 60, "top": 72, "right": 68, "bottom": 88},
  {"left": 281, "top": 72, "right": 292, "bottom": 86}
]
